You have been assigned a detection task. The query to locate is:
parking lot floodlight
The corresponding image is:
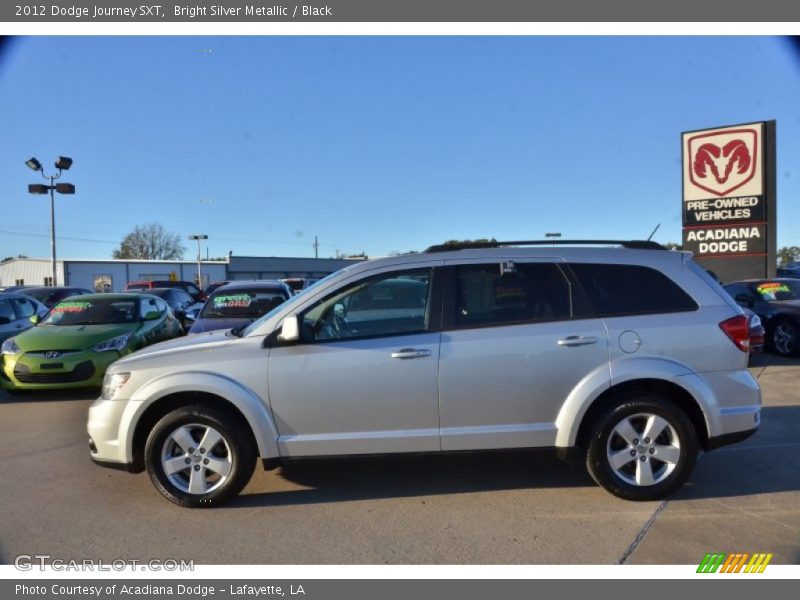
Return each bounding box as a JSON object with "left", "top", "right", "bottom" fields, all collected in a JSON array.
[
  {"left": 55, "top": 156, "right": 73, "bottom": 171},
  {"left": 54, "top": 183, "right": 76, "bottom": 194},
  {"left": 25, "top": 157, "right": 42, "bottom": 171},
  {"left": 28, "top": 184, "right": 49, "bottom": 194},
  {"left": 188, "top": 234, "right": 209, "bottom": 288}
]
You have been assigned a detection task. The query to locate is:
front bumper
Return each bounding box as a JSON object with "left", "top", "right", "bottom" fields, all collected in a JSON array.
[
  {"left": 90, "top": 455, "right": 137, "bottom": 472},
  {"left": 1, "top": 349, "right": 122, "bottom": 390},
  {"left": 87, "top": 395, "right": 137, "bottom": 467}
]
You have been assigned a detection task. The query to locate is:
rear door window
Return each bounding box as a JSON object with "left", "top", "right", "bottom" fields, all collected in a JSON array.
[
  {"left": 569, "top": 263, "right": 698, "bottom": 317},
  {"left": 450, "top": 262, "right": 572, "bottom": 328}
]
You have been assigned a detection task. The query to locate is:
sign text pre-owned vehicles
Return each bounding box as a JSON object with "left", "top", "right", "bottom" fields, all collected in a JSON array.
[{"left": 87, "top": 241, "right": 761, "bottom": 507}]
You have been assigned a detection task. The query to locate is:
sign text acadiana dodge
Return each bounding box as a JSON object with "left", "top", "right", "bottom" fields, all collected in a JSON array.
[{"left": 681, "top": 121, "right": 776, "bottom": 281}]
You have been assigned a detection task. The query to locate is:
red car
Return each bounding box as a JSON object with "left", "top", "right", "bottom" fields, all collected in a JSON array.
[{"left": 125, "top": 280, "right": 206, "bottom": 302}]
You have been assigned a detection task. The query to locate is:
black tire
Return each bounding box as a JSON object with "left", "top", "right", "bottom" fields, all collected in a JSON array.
[
  {"left": 585, "top": 394, "right": 698, "bottom": 501},
  {"left": 769, "top": 318, "right": 800, "bottom": 357},
  {"left": 144, "top": 404, "right": 256, "bottom": 508}
]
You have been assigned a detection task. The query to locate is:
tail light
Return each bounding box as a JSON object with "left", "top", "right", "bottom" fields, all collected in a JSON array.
[{"left": 719, "top": 315, "right": 750, "bottom": 352}]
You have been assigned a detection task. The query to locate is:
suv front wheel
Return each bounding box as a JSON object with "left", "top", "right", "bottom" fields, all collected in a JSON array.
[
  {"left": 144, "top": 405, "right": 256, "bottom": 508},
  {"left": 585, "top": 394, "right": 698, "bottom": 501}
]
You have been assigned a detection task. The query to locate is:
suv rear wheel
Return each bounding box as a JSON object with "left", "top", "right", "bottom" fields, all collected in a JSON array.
[
  {"left": 585, "top": 394, "right": 698, "bottom": 501},
  {"left": 144, "top": 405, "right": 256, "bottom": 508}
]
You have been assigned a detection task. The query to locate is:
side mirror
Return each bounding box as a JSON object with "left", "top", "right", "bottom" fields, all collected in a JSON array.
[
  {"left": 734, "top": 293, "right": 754, "bottom": 308},
  {"left": 143, "top": 310, "right": 161, "bottom": 321},
  {"left": 29, "top": 314, "right": 40, "bottom": 325},
  {"left": 277, "top": 315, "right": 300, "bottom": 343}
]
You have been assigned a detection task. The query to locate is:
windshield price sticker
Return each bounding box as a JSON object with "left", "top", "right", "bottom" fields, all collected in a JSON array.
[
  {"left": 213, "top": 294, "right": 252, "bottom": 308},
  {"left": 756, "top": 282, "right": 790, "bottom": 299},
  {"left": 54, "top": 301, "right": 92, "bottom": 313}
]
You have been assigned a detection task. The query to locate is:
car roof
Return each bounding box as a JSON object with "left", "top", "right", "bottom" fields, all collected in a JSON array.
[
  {"left": 20, "top": 286, "right": 86, "bottom": 292},
  {"left": 334, "top": 244, "right": 685, "bottom": 276},
  {"left": 58, "top": 293, "right": 143, "bottom": 301},
  {"left": 213, "top": 280, "right": 289, "bottom": 292},
  {"left": 125, "top": 287, "right": 174, "bottom": 295},
  {"left": 725, "top": 278, "right": 799, "bottom": 284},
  {"left": 0, "top": 292, "right": 43, "bottom": 301}
]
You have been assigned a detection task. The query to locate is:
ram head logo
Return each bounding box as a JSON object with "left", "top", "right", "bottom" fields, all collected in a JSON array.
[
  {"left": 687, "top": 128, "right": 759, "bottom": 197},
  {"left": 693, "top": 140, "right": 751, "bottom": 186}
]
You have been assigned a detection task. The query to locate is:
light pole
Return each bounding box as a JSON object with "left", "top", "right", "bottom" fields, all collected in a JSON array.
[
  {"left": 188, "top": 234, "right": 208, "bottom": 288},
  {"left": 26, "top": 156, "right": 75, "bottom": 287}
]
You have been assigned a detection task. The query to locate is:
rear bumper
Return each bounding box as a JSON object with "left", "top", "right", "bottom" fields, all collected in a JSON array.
[
  {"left": 707, "top": 427, "right": 758, "bottom": 450},
  {"left": 677, "top": 369, "right": 761, "bottom": 440}
]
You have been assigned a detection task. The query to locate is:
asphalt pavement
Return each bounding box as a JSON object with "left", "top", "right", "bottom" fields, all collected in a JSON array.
[{"left": 1, "top": 353, "right": 797, "bottom": 565}]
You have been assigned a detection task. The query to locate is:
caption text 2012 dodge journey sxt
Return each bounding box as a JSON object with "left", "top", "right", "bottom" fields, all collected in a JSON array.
[{"left": 88, "top": 240, "right": 761, "bottom": 507}]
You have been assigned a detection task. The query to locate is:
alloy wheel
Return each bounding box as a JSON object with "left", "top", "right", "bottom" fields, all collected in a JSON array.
[
  {"left": 605, "top": 412, "right": 681, "bottom": 487},
  {"left": 160, "top": 423, "right": 232, "bottom": 495}
]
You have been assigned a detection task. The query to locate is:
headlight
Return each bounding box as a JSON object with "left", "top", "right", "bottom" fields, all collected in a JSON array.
[
  {"left": 101, "top": 372, "right": 131, "bottom": 400},
  {"left": 1, "top": 337, "right": 21, "bottom": 355},
  {"left": 91, "top": 333, "right": 131, "bottom": 353}
]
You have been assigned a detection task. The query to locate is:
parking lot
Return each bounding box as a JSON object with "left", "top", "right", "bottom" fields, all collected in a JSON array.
[{"left": 0, "top": 352, "right": 798, "bottom": 565}]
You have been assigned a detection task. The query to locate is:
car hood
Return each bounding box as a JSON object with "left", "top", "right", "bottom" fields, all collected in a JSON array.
[
  {"left": 111, "top": 328, "right": 235, "bottom": 368},
  {"left": 188, "top": 317, "right": 252, "bottom": 334},
  {"left": 15, "top": 323, "right": 139, "bottom": 351}
]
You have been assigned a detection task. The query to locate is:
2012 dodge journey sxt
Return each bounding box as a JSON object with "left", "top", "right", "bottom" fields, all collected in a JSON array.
[{"left": 88, "top": 240, "right": 761, "bottom": 507}]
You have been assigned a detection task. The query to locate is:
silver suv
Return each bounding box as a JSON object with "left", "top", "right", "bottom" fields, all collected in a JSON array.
[{"left": 88, "top": 241, "right": 761, "bottom": 507}]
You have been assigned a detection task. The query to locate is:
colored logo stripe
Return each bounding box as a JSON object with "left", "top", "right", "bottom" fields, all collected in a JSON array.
[{"left": 697, "top": 552, "right": 772, "bottom": 573}]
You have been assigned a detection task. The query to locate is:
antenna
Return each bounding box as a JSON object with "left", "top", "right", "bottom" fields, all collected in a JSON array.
[{"left": 647, "top": 223, "right": 661, "bottom": 241}]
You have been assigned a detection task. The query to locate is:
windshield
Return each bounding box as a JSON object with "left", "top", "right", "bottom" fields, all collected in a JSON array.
[
  {"left": 240, "top": 270, "right": 343, "bottom": 337},
  {"left": 42, "top": 298, "right": 138, "bottom": 326},
  {"left": 754, "top": 281, "right": 800, "bottom": 301},
  {"left": 201, "top": 289, "right": 288, "bottom": 319}
]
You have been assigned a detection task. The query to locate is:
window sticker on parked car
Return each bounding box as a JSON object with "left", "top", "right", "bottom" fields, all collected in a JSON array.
[
  {"left": 213, "top": 294, "right": 253, "bottom": 308},
  {"left": 756, "top": 282, "right": 791, "bottom": 300},
  {"left": 54, "top": 301, "right": 92, "bottom": 313}
]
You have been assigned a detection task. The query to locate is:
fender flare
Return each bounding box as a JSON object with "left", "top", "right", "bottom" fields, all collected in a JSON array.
[
  {"left": 119, "top": 371, "right": 280, "bottom": 461},
  {"left": 554, "top": 357, "right": 713, "bottom": 447}
]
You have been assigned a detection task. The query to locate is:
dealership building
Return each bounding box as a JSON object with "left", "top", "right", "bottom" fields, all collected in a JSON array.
[{"left": 0, "top": 255, "right": 361, "bottom": 292}]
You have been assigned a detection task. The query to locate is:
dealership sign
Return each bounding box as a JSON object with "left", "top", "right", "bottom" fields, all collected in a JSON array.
[{"left": 682, "top": 121, "right": 776, "bottom": 281}]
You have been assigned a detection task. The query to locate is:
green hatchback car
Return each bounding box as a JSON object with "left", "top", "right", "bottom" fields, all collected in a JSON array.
[{"left": 1, "top": 293, "right": 182, "bottom": 392}]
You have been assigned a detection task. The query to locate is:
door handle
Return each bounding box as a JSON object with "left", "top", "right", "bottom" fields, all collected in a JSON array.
[
  {"left": 557, "top": 335, "right": 598, "bottom": 347},
  {"left": 391, "top": 348, "right": 432, "bottom": 359}
]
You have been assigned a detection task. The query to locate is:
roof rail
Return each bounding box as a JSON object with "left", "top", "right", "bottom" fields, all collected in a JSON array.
[{"left": 423, "top": 240, "right": 665, "bottom": 253}]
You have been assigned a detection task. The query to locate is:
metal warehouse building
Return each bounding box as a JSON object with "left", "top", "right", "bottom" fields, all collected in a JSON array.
[{"left": 0, "top": 256, "right": 361, "bottom": 292}]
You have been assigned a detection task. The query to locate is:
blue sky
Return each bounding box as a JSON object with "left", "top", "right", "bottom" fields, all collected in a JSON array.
[{"left": 0, "top": 36, "right": 798, "bottom": 260}]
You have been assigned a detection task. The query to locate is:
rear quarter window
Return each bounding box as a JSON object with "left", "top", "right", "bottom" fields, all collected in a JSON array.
[{"left": 569, "top": 263, "right": 698, "bottom": 317}]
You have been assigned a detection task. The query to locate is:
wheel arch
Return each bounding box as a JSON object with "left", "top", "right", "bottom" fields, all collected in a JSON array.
[
  {"left": 121, "top": 372, "right": 280, "bottom": 472},
  {"left": 573, "top": 378, "right": 710, "bottom": 452},
  {"left": 555, "top": 357, "right": 713, "bottom": 451}
]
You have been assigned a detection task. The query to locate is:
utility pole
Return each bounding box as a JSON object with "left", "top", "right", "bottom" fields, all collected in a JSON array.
[{"left": 313, "top": 235, "right": 319, "bottom": 259}]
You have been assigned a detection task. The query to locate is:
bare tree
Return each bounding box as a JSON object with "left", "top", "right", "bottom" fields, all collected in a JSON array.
[{"left": 113, "top": 223, "right": 185, "bottom": 260}]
